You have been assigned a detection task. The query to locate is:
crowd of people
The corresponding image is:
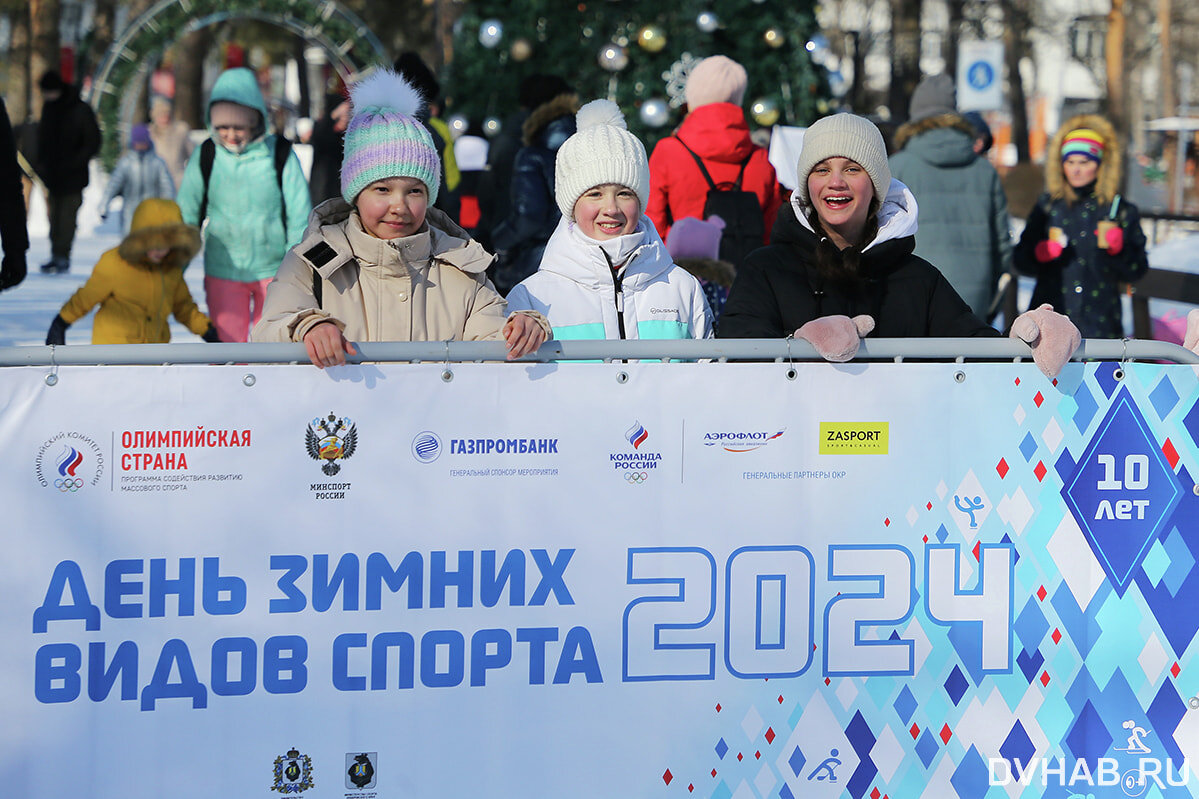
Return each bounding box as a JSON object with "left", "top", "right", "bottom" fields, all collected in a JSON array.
[{"left": 2, "top": 51, "right": 1192, "bottom": 371}]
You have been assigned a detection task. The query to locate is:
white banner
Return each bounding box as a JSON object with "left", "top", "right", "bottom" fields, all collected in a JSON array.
[{"left": 3, "top": 360, "right": 1199, "bottom": 798}]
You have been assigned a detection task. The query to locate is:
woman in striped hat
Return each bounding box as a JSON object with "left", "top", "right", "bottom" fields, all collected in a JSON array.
[{"left": 1014, "top": 114, "right": 1148, "bottom": 339}]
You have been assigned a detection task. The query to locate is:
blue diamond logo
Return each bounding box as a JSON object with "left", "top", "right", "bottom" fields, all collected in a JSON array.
[{"left": 1061, "top": 388, "right": 1183, "bottom": 595}]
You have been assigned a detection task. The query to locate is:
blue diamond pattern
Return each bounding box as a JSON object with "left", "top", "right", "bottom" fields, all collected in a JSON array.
[
  {"left": 844, "top": 711, "right": 877, "bottom": 799},
  {"left": 1149, "top": 375, "right": 1180, "bottom": 418},
  {"left": 999, "top": 720, "right": 1036, "bottom": 767},
  {"left": 915, "top": 728, "right": 939, "bottom": 767},
  {"left": 788, "top": 745, "right": 806, "bottom": 779},
  {"left": 1060, "top": 388, "right": 1183, "bottom": 595},
  {"left": 1016, "top": 647, "right": 1045, "bottom": 683},
  {"left": 1142, "top": 539, "right": 1171, "bottom": 587},
  {"left": 1064, "top": 700, "right": 1113, "bottom": 761},
  {"left": 1020, "top": 431, "right": 1039, "bottom": 461},
  {"left": 944, "top": 665, "right": 969, "bottom": 706},
  {"left": 950, "top": 745, "right": 991, "bottom": 799},
  {"left": 1185, "top": 396, "right": 1199, "bottom": 445},
  {"left": 1071, "top": 382, "right": 1100, "bottom": 432},
  {"left": 1093, "top": 361, "right": 1122, "bottom": 398},
  {"left": 1051, "top": 581, "right": 1106, "bottom": 659},
  {"left": 935, "top": 523, "right": 949, "bottom": 543},
  {"left": 1147, "top": 680, "right": 1187, "bottom": 763},
  {"left": 715, "top": 737, "right": 728, "bottom": 759},
  {"left": 1014, "top": 596, "right": 1049, "bottom": 650},
  {"left": 894, "top": 685, "right": 917, "bottom": 723},
  {"left": 1161, "top": 526, "right": 1196, "bottom": 597},
  {"left": 779, "top": 784, "right": 795, "bottom": 799}
]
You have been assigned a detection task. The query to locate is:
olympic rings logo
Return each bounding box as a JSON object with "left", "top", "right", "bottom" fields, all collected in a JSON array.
[
  {"left": 55, "top": 477, "right": 84, "bottom": 492},
  {"left": 624, "top": 471, "right": 648, "bottom": 484}
]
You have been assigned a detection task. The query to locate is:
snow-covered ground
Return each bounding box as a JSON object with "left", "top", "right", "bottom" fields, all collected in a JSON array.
[{"left": 1, "top": 164, "right": 208, "bottom": 347}]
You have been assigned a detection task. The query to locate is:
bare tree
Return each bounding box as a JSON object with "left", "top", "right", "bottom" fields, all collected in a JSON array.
[
  {"left": 29, "top": 0, "right": 60, "bottom": 116},
  {"left": 2, "top": 3, "right": 32, "bottom": 123},
  {"left": 889, "top": 0, "right": 923, "bottom": 122}
]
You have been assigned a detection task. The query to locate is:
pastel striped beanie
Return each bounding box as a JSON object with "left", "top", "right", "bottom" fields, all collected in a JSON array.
[
  {"left": 341, "top": 69, "right": 441, "bottom": 205},
  {"left": 1061, "top": 128, "right": 1104, "bottom": 163}
]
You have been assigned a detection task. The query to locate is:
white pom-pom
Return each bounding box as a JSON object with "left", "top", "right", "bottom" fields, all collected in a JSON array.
[
  {"left": 349, "top": 68, "right": 425, "bottom": 118},
  {"left": 576, "top": 99, "right": 626, "bottom": 131}
]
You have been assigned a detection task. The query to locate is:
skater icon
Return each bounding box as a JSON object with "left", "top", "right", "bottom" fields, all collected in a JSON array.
[
  {"left": 806, "top": 749, "right": 842, "bottom": 782},
  {"left": 954, "top": 494, "right": 985, "bottom": 527}
]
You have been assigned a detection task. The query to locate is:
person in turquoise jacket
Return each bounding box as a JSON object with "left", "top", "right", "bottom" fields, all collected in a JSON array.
[{"left": 178, "top": 67, "right": 311, "bottom": 341}]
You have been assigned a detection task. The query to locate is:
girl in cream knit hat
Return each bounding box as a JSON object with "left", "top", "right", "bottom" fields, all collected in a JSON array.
[
  {"left": 506, "top": 99, "right": 712, "bottom": 341},
  {"left": 720, "top": 113, "right": 1082, "bottom": 378}
]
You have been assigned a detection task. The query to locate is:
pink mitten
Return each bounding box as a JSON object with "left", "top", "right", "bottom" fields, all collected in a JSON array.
[
  {"left": 1103, "top": 226, "right": 1124, "bottom": 254},
  {"left": 1010, "top": 303, "right": 1082, "bottom": 378},
  {"left": 795, "top": 314, "right": 875, "bottom": 363},
  {"left": 1184, "top": 309, "right": 1199, "bottom": 353},
  {"left": 1034, "top": 240, "right": 1064, "bottom": 262}
]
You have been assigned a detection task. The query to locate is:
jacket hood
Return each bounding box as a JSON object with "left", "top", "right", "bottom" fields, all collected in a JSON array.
[
  {"left": 206, "top": 68, "right": 269, "bottom": 139},
  {"left": 1046, "top": 113, "right": 1121, "bottom": 205},
  {"left": 522, "top": 93, "right": 580, "bottom": 147},
  {"left": 893, "top": 112, "right": 976, "bottom": 150},
  {"left": 304, "top": 198, "right": 493, "bottom": 276},
  {"left": 118, "top": 198, "right": 202, "bottom": 270},
  {"left": 539, "top": 215, "right": 677, "bottom": 290},
  {"left": 893, "top": 114, "right": 978, "bottom": 167},
  {"left": 788, "top": 178, "right": 920, "bottom": 253},
  {"left": 675, "top": 102, "right": 757, "bottom": 164}
]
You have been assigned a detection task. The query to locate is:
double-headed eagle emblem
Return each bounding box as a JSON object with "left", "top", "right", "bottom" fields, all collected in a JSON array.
[{"left": 305, "top": 412, "right": 357, "bottom": 475}]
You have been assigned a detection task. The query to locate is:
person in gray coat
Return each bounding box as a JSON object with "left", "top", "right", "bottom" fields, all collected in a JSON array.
[
  {"left": 889, "top": 74, "right": 1012, "bottom": 319},
  {"left": 98, "top": 124, "right": 176, "bottom": 233}
]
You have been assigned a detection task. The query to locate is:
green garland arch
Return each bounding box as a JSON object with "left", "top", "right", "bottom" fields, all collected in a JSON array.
[{"left": 86, "top": 0, "right": 388, "bottom": 168}]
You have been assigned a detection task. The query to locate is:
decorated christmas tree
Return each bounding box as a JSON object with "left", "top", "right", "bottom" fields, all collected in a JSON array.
[{"left": 445, "top": 0, "right": 830, "bottom": 146}]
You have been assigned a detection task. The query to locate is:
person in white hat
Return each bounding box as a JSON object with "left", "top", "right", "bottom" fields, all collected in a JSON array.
[
  {"left": 505, "top": 99, "right": 712, "bottom": 341},
  {"left": 719, "top": 113, "right": 1082, "bottom": 378}
]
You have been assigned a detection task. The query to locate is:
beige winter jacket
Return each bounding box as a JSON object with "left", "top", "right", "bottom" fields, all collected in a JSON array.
[{"left": 251, "top": 199, "right": 548, "bottom": 345}]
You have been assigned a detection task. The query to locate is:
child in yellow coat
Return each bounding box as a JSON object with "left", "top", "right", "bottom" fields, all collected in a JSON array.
[{"left": 46, "top": 198, "right": 219, "bottom": 344}]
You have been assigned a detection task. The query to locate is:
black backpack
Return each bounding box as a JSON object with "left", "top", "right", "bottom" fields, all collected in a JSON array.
[
  {"left": 675, "top": 137, "right": 764, "bottom": 268},
  {"left": 198, "top": 135, "right": 293, "bottom": 228}
]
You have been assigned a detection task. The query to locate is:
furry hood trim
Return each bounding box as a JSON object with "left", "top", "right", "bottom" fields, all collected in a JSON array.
[{"left": 1045, "top": 113, "right": 1121, "bottom": 206}]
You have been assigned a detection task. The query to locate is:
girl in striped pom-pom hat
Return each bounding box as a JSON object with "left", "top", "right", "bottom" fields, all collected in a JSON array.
[{"left": 253, "top": 69, "right": 549, "bottom": 368}]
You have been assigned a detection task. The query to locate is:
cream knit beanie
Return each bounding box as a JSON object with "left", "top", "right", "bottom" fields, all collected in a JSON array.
[
  {"left": 554, "top": 99, "right": 650, "bottom": 219},
  {"left": 794, "top": 113, "right": 891, "bottom": 207}
]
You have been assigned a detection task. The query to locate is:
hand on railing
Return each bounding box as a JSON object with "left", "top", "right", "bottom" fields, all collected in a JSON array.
[
  {"left": 793, "top": 315, "right": 875, "bottom": 363},
  {"left": 1009, "top": 304, "right": 1081, "bottom": 378}
]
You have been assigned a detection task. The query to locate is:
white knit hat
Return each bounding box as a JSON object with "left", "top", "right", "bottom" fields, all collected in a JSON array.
[
  {"left": 794, "top": 113, "right": 891, "bottom": 207},
  {"left": 554, "top": 99, "right": 650, "bottom": 219}
]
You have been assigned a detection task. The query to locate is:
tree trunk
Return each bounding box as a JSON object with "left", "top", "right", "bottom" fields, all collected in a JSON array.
[
  {"left": 943, "top": 0, "right": 964, "bottom": 81},
  {"left": 81, "top": 0, "right": 117, "bottom": 87},
  {"left": 6, "top": 6, "right": 32, "bottom": 124},
  {"left": 1000, "top": 0, "right": 1031, "bottom": 164},
  {"left": 29, "top": 0, "right": 61, "bottom": 115},
  {"left": 1105, "top": 0, "right": 1126, "bottom": 133},
  {"left": 174, "top": 29, "right": 211, "bottom": 130},
  {"left": 889, "top": 0, "right": 923, "bottom": 123}
]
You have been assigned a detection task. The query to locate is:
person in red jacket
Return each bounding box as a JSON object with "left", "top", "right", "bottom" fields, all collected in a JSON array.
[{"left": 646, "top": 55, "right": 780, "bottom": 250}]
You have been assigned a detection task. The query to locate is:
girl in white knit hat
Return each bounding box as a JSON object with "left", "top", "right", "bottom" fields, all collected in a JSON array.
[
  {"left": 719, "top": 112, "right": 1082, "bottom": 378},
  {"left": 252, "top": 69, "right": 548, "bottom": 368},
  {"left": 505, "top": 99, "right": 713, "bottom": 341}
]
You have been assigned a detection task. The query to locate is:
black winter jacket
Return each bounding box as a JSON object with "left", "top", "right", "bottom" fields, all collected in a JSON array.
[
  {"left": 718, "top": 194, "right": 998, "bottom": 340},
  {"left": 36, "top": 85, "right": 100, "bottom": 193}
]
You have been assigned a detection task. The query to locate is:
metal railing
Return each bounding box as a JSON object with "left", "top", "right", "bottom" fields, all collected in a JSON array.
[{"left": 1, "top": 338, "right": 1196, "bottom": 367}]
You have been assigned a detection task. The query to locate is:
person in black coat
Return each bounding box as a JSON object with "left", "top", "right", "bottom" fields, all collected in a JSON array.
[
  {"left": 719, "top": 113, "right": 1081, "bottom": 378},
  {"left": 0, "top": 96, "right": 29, "bottom": 290},
  {"left": 489, "top": 88, "right": 578, "bottom": 295},
  {"left": 35, "top": 70, "right": 100, "bottom": 273}
]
